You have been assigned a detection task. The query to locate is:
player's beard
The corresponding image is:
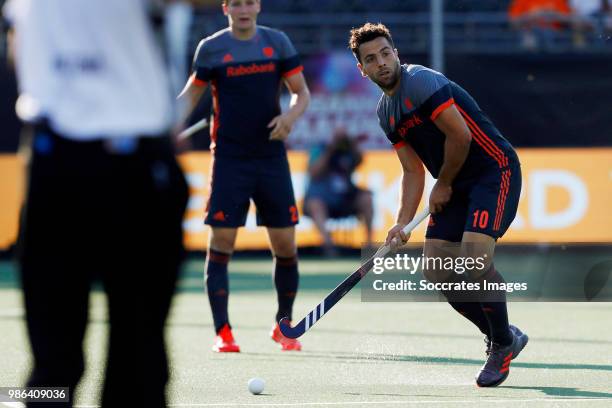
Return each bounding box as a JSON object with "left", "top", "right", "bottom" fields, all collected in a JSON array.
[{"left": 371, "top": 61, "right": 400, "bottom": 92}]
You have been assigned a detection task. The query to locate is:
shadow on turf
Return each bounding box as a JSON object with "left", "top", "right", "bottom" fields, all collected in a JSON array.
[
  {"left": 343, "top": 389, "right": 612, "bottom": 400},
  {"left": 244, "top": 351, "right": 612, "bottom": 373},
  {"left": 504, "top": 386, "right": 612, "bottom": 399},
  {"left": 2, "top": 311, "right": 612, "bottom": 349},
  {"left": 345, "top": 392, "right": 433, "bottom": 398}
]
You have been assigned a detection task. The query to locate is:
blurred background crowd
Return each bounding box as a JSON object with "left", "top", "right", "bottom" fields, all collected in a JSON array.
[{"left": 1, "top": 0, "right": 610, "bottom": 253}]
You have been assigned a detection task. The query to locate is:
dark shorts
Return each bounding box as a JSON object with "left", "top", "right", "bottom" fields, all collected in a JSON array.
[
  {"left": 205, "top": 155, "right": 298, "bottom": 228},
  {"left": 20, "top": 126, "right": 188, "bottom": 404},
  {"left": 304, "top": 183, "right": 369, "bottom": 219},
  {"left": 426, "top": 161, "right": 522, "bottom": 242}
]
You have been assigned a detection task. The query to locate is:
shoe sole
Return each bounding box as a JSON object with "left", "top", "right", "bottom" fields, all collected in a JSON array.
[
  {"left": 476, "top": 372, "right": 509, "bottom": 388},
  {"left": 280, "top": 345, "right": 302, "bottom": 351},
  {"left": 271, "top": 334, "right": 302, "bottom": 351},
  {"left": 212, "top": 346, "right": 240, "bottom": 353}
]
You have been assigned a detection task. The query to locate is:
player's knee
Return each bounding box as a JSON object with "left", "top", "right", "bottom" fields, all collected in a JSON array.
[
  {"left": 422, "top": 262, "right": 454, "bottom": 284},
  {"left": 272, "top": 243, "right": 297, "bottom": 258},
  {"left": 357, "top": 191, "right": 373, "bottom": 214},
  {"left": 461, "top": 248, "right": 494, "bottom": 281},
  {"left": 305, "top": 198, "right": 327, "bottom": 215},
  {"left": 460, "top": 233, "right": 495, "bottom": 280},
  {"left": 423, "top": 241, "right": 458, "bottom": 283},
  {"left": 268, "top": 227, "right": 296, "bottom": 258},
  {"left": 209, "top": 234, "right": 236, "bottom": 254},
  {"left": 466, "top": 260, "right": 493, "bottom": 282}
]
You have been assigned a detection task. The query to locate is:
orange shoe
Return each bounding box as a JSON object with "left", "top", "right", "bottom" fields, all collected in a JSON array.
[
  {"left": 212, "top": 323, "right": 240, "bottom": 353},
  {"left": 270, "top": 322, "right": 302, "bottom": 351}
]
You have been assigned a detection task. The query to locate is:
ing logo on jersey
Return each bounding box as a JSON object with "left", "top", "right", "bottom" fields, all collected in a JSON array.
[
  {"left": 263, "top": 47, "right": 275, "bottom": 58},
  {"left": 404, "top": 97, "right": 414, "bottom": 110},
  {"left": 397, "top": 114, "right": 423, "bottom": 137},
  {"left": 226, "top": 62, "right": 276, "bottom": 77},
  {"left": 222, "top": 53, "right": 234, "bottom": 63}
]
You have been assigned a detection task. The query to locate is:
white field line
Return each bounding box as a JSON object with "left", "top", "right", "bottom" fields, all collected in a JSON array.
[{"left": 68, "top": 397, "right": 612, "bottom": 407}]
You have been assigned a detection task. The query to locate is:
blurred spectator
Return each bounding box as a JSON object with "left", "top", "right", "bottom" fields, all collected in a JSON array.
[
  {"left": 191, "top": 0, "right": 222, "bottom": 9},
  {"left": 569, "top": 0, "right": 600, "bottom": 46},
  {"left": 570, "top": 0, "right": 603, "bottom": 17},
  {"left": 604, "top": 0, "right": 612, "bottom": 32},
  {"left": 256, "top": 0, "right": 427, "bottom": 13},
  {"left": 569, "top": 0, "right": 612, "bottom": 44},
  {"left": 304, "top": 128, "right": 373, "bottom": 256},
  {"left": 509, "top": 0, "right": 572, "bottom": 50}
]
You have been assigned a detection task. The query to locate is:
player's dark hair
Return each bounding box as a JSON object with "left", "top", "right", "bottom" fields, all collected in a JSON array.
[{"left": 349, "top": 22, "right": 394, "bottom": 63}]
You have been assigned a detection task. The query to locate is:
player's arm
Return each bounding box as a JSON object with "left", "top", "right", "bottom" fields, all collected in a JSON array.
[
  {"left": 6, "top": 27, "right": 15, "bottom": 67},
  {"left": 429, "top": 105, "right": 472, "bottom": 213},
  {"left": 176, "top": 74, "right": 208, "bottom": 127},
  {"left": 3, "top": 0, "right": 15, "bottom": 67},
  {"left": 268, "top": 72, "right": 310, "bottom": 141},
  {"left": 176, "top": 35, "right": 212, "bottom": 131},
  {"left": 386, "top": 143, "right": 425, "bottom": 246}
]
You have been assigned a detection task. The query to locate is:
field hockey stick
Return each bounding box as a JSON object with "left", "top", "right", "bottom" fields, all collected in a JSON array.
[
  {"left": 279, "top": 206, "right": 430, "bottom": 339},
  {"left": 178, "top": 118, "right": 208, "bottom": 140}
]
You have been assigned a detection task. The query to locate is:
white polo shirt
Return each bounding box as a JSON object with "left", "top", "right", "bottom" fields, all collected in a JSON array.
[{"left": 3, "top": 0, "right": 173, "bottom": 140}]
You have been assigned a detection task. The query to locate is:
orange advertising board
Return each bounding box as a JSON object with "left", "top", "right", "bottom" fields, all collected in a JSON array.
[
  {"left": 1, "top": 148, "right": 611, "bottom": 250},
  {"left": 0, "top": 155, "right": 24, "bottom": 249},
  {"left": 179, "top": 148, "right": 612, "bottom": 249}
]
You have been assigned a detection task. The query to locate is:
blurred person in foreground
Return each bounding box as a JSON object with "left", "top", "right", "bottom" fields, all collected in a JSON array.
[
  {"left": 349, "top": 23, "right": 528, "bottom": 388},
  {"left": 303, "top": 128, "right": 373, "bottom": 256},
  {"left": 177, "top": 0, "right": 310, "bottom": 352},
  {"left": 4, "top": 0, "right": 188, "bottom": 406}
]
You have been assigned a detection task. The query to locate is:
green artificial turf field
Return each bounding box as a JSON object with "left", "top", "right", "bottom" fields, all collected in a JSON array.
[{"left": 1, "top": 258, "right": 611, "bottom": 407}]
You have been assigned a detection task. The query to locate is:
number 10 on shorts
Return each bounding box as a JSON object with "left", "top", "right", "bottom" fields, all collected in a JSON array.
[{"left": 472, "top": 210, "right": 489, "bottom": 229}]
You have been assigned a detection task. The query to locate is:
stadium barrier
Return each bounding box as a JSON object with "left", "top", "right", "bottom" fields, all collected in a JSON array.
[{"left": 4, "top": 148, "right": 609, "bottom": 250}]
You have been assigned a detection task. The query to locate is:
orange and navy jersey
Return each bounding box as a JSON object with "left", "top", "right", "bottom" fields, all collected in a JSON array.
[
  {"left": 377, "top": 64, "right": 518, "bottom": 183},
  {"left": 191, "top": 26, "right": 303, "bottom": 157}
]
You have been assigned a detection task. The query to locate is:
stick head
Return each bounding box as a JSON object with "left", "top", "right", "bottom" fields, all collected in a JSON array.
[{"left": 278, "top": 317, "right": 302, "bottom": 339}]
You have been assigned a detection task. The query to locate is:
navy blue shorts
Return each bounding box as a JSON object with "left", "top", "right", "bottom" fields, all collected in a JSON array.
[
  {"left": 304, "top": 182, "right": 369, "bottom": 219},
  {"left": 426, "top": 162, "right": 522, "bottom": 242},
  {"left": 205, "top": 155, "right": 298, "bottom": 228}
]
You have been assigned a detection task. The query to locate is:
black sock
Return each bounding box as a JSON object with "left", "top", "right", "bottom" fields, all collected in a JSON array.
[
  {"left": 205, "top": 249, "right": 231, "bottom": 333},
  {"left": 441, "top": 273, "right": 491, "bottom": 337},
  {"left": 273, "top": 255, "right": 299, "bottom": 322},
  {"left": 476, "top": 265, "right": 512, "bottom": 346},
  {"left": 447, "top": 301, "right": 491, "bottom": 337}
]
